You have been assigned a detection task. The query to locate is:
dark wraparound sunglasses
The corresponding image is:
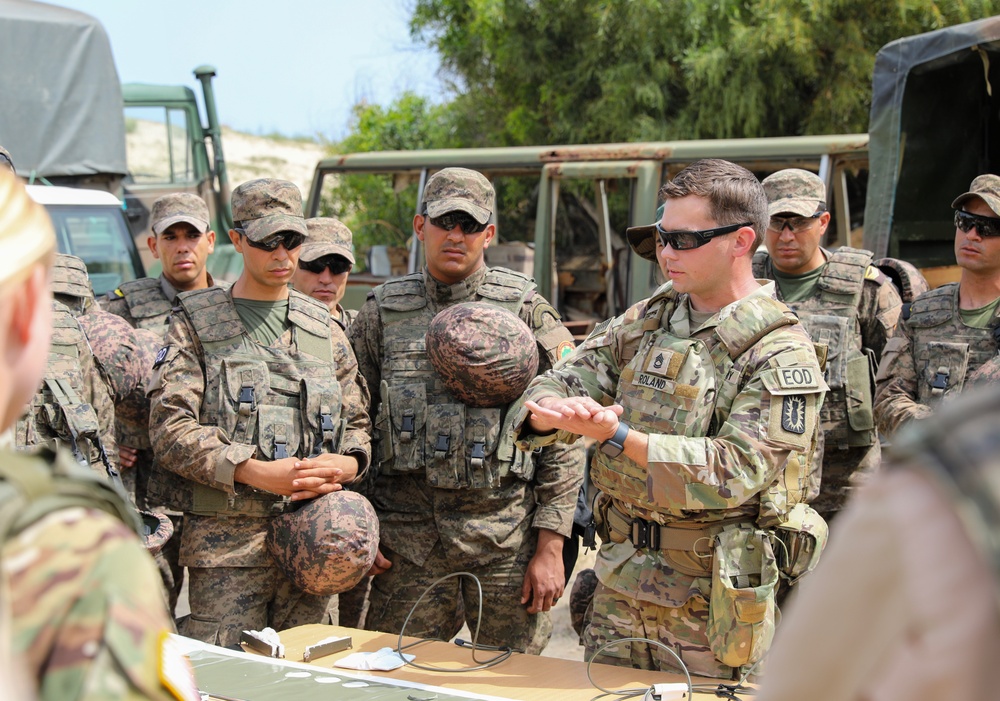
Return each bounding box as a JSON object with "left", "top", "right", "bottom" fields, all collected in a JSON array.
[
  {"left": 655, "top": 221, "right": 752, "bottom": 250},
  {"left": 235, "top": 229, "right": 305, "bottom": 251},
  {"left": 426, "top": 211, "right": 488, "bottom": 235},
  {"left": 955, "top": 209, "right": 1000, "bottom": 237},
  {"left": 299, "top": 255, "right": 352, "bottom": 275}
]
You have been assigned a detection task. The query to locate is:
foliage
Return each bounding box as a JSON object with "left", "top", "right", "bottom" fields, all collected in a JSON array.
[{"left": 411, "top": 0, "right": 997, "bottom": 143}]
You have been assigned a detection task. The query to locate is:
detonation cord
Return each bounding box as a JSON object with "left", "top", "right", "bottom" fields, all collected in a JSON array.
[{"left": 395, "top": 571, "right": 514, "bottom": 672}]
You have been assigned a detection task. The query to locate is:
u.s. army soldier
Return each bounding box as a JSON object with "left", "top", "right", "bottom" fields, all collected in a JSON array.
[{"left": 517, "top": 159, "right": 827, "bottom": 679}]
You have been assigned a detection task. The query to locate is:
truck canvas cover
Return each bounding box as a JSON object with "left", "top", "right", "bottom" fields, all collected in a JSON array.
[
  {"left": 0, "top": 0, "right": 127, "bottom": 181},
  {"left": 865, "top": 16, "right": 1000, "bottom": 268}
]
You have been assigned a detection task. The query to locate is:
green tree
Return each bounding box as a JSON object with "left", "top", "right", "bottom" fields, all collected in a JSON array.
[{"left": 412, "top": 0, "right": 997, "bottom": 143}]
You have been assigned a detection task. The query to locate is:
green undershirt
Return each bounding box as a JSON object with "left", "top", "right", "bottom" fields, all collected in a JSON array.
[
  {"left": 772, "top": 263, "right": 825, "bottom": 304},
  {"left": 959, "top": 296, "right": 1000, "bottom": 329},
  {"left": 233, "top": 298, "right": 291, "bottom": 346}
]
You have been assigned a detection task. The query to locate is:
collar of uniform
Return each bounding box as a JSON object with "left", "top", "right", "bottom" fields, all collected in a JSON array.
[
  {"left": 159, "top": 274, "right": 180, "bottom": 304},
  {"left": 669, "top": 281, "right": 778, "bottom": 337},
  {"left": 424, "top": 264, "right": 488, "bottom": 305}
]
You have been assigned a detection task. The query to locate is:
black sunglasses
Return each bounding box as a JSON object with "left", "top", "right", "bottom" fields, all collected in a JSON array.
[
  {"left": 655, "top": 221, "right": 752, "bottom": 250},
  {"left": 299, "top": 255, "right": 352, "bottom": 275},
  {"left": 236, "top": 228, "right": 305, "bottom": 251},
  {"left": 427, "top": 211, "right": 488, "bottom": 235},
  {"left": 955, "top": 209, "right": 1000, "bottom": 237}
]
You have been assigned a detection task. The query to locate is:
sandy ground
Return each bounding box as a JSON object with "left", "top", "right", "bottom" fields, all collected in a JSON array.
[{"left": 126, "top": 120, "right": 327, "bottom": 200}]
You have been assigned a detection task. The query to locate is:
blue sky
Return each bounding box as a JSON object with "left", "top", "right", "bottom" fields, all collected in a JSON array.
[{"left": 57, "top": 0, "right": 445, "bottom": 140}]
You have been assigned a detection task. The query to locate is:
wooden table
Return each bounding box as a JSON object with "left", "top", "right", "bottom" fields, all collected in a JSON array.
[{"left": 268, "top": 624, "right": 727, "bottom": 700}]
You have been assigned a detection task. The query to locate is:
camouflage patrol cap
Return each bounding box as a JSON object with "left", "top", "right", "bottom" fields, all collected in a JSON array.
[
  {"left": 266, "top": 491, "right": 379, "bottom": 596},
  {"left": 140, "top": 509, "right": 174, "bottom": 557},
  {"left": 762, "top": 169, "right": 827, "bottom": 217},
  {"left": 570, "top": 568, "right": 598, "bottom": 642},
  {"left": 231, "top": 178, "right": 308, "bottom": 241},
  {"left": 426, "top": 302, "right": 539, "bottom": 408},
  {"left": 151, "top": 192, "right": 210, "bottom": 235},
  {"left": 52, "top": 253, "right": 94, "bottom": 306},
  {"left": 0, "top": 144, "right": 13, "bottom": 173},
  {"left": 0, "top": 169, "right": 54, "bottom": 288},
  {"left": 422, "top": 167, "right": 494, "bottom": 224},
  {"left": 301, "top": 217, "right": 355, "bottom": 264},
  {"left": 952, "top": 174, "right": 1000, "bottom": 216}
]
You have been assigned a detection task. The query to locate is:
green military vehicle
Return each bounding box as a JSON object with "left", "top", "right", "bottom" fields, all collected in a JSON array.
[
  {"left": 0, "top": 0, "right": 237, "bottom": 289},
  {"left": 307, "top": 134, "right": 869, "bottom": 334}
]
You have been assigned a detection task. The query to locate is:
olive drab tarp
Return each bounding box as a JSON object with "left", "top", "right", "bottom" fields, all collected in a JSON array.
[
  {"left": 864, "top": 16, "right": 1000, "bottom": 269},
  {"left": 0, "top": 0, "right": 127, "bottom": 182}
]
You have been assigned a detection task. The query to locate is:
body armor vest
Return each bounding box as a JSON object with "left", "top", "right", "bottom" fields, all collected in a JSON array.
[
  {"left": 15, "top": 302, "right": 114, "bottom": 480},
  {"left": 115, "top": 277, "right": 174, "bottom": 335},
  {"left": 165, "top": 287, "right": 343, "bottom": 517},
  {"left": 373, "top": 268, "right": 536, "bottom": 489},
  {"left": 754, "top": 247, "right": 876, "bottom": 449},
  {"left": 905, "top": 283, "right": 1000, "bottom": 404},
  {"left": 591, "top": 285, "right": 818, "bottom": 526}
]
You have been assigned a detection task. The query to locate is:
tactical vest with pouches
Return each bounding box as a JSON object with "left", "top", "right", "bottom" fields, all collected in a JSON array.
[
  {"left": 902, "top": 283, "right": 1000, "bottom": 404},
  {"left": 591, "top": 283, "right": 822, "bottom": 526},
  {"left": 754, "top": 247, "right": 877, "bottom": 449},
  {"left": 15, "top": 302, "right": 115, "bottom": 481},
  {"left": 166, "top": 287, "right": 344, "bottom": 517},
  {"left": 114, "top": 277, "right": 174, "bottom": 336},
  {"left": 373, "top": 268, "right": 536, "bottom": 489}
]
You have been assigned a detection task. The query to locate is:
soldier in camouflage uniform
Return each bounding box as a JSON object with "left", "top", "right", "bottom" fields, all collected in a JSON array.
[
  {"left": 293, "top": 217, "right": 357, "bottom": 328},
  {"left": 348, "top": 167, "right": 584, "bottom": 654},
  {"left": 147, "top": 178, "right": 371, "bottom": 646},
  {"left": 0, "top": 169, "right": 195, "bottom": 700},
  {"left": 755, "top": 169, "right": 901, "bottom": 523},
  {"left": 758, "top": 385, "right": 1000, "bottom": 701},
  {"left": 517, "top": 159, "right": 827, "bottom": 680},
  {"left": 16, "top": 257, "right": 119, "bottom": 484},
  {"left": 875, "top": 174, "right": 1000, "bottom": 437},
  {"left": 102, "top": 193, "right": 220, "bottom": 613}
]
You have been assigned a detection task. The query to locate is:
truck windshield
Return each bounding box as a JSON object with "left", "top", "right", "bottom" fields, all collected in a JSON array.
[{"left": 48, "top": 204, "right": 144, "bottom": 296}]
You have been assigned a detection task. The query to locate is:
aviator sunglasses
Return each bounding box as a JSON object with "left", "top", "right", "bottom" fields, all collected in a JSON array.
[
  {"left": 235, "top": 228, "right": 305, "bottom": 251},
  {"left": 426, "top": 211, "right": 489, "bottom": 235},
  {"left": 299, "top": 255, "right": 353, "bottom": 275},
  {"left": 955, "top": 209, "right": 1000, "bottom": 237},
  {"left": 655, "top": 221, "right": 752, "bottom": 250}
]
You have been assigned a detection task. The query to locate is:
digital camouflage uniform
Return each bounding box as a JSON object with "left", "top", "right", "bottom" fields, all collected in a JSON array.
[
  {"left": 15, "top": 293, "right": 119, "bottom": 483},
  {"left": 147, "top": 179, "right": 371, "bottom": 647},
  {"left": 517, "top": 281, "right": 826, "bottom": 679},
  {"left": 1, "top": 447, "right": 194, "bottom": 701},
  {"left": 300, "top": 217, "right": 358, "bottom": 331},
  {"left": 874, "top": 282, "right": 1000, "bottom": 437},
  {"left": 349, "top": 263, "right": 583, "bottom": 654},
  {"left": 753, "top": 249, "right": 900, "bottom": 521}
]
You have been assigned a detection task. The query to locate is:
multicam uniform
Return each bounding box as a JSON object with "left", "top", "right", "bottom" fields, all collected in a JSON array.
[
  {"left": 147, "top": 286, "right": 371, "bottom": 646},
  {"left": 348, "top": 265, "right": 583, "bottom": 653},
  {"left": 753, "top": 248, "right": 901, "bottom": 521},
  {"left": 874, "top": 283, "right": 1000, "bottom": 437},
  {"left": 518, "top": 282, "right": 826, "bottom": 679},
  {"left": 0, "top": 448, "right": 191, "bottom": 701}
]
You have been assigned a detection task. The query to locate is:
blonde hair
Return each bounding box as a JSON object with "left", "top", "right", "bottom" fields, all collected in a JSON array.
[{"left": 0, "top": 169, "right": 55, "bottom": 294}]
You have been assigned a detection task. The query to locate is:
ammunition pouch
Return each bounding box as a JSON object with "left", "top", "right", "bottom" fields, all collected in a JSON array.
[{"left": 771, "top": 502, "right": 829, "bottom": 585}]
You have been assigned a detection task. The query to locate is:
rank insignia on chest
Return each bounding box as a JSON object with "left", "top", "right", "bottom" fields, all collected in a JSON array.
[
  {"left": 643, "top": 348, "right": 683, "bottom": 379},
  {"left": 781, "top": 395, "right": 807, "bottom": 434}
]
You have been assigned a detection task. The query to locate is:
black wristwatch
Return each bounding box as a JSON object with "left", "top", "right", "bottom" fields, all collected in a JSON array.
[{"left": 599, "top": 423, "right": 630, "bottom": 458}]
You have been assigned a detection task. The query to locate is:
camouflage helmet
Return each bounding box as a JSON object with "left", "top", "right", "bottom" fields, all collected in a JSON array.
[
  {"left": 426, "top": 302, "right": 539, "bottom": 408},
  {"left": 874, "top": 257, "right": 930, "bottom": 305},
  {"left": 51, "top": 253, "right": 94, "bottom": 311},
  {"left": 570, "top": 568, "right": 598, "bottom": 642},
  {"left": 139, "top": 509, "right": 174, "bottom": 557},
  {"left": 266, "top": 490, "right": 379, "bottom": 596}
]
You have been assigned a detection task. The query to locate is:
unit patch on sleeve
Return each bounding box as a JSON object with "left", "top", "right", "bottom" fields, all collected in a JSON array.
[
  {"left": 781, "top": 395, "right": 807, "bottom": 434},
  {"left": 153, "top": 345, "right": 171, "bottom": 369}
]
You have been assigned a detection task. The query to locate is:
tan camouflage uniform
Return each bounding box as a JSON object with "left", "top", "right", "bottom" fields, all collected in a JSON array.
[
  {"left": 517, "top": 280, "right": 826, "bottom": 679},
  {"left": 147, "top": 180, "right": 371, "bottom": 647}
]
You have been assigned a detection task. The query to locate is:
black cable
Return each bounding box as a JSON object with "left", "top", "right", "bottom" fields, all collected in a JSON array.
[{"left": 395, "top": 571, "right": 514, "bottom": 673}]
